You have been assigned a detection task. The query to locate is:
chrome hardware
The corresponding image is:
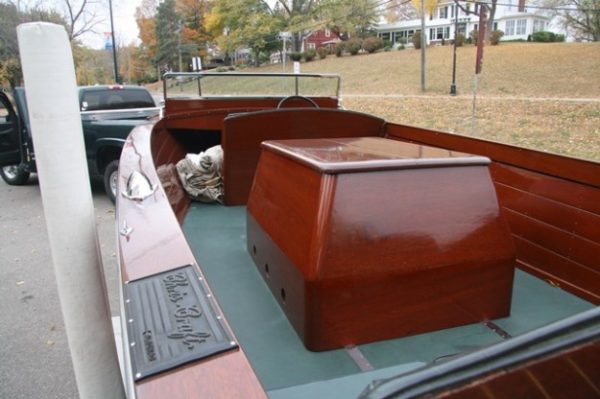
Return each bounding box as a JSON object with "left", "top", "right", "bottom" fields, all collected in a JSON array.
[
  {"left": 121, "top": 171, "right": 157, "bottom": 201},
  {"left": 119, "top": 220, "right": 134, "bottom": 238}
]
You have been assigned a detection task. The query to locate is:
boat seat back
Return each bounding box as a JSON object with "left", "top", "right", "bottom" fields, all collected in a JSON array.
[{"left": 222, "top": 108, "right": 386, "bottom": 205}]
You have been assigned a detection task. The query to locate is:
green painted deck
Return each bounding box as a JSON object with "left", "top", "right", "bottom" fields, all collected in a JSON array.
[{"left": 182, "top": 203, "right": 594, "bottom": 396}]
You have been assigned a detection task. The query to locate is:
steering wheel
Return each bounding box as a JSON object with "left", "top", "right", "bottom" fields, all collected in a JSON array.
[{"left": 277, "top": 95, "right": 320, "bottom": 109}]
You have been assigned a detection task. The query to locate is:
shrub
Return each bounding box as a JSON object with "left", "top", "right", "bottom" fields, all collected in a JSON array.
[
  {"left": 362, "top": 36, "right": 384, "bottom": 53},
  {"left": 455, "top": 33, "right": 465, "bottom": 47},
  {"left": 317, "top": 47, "right": 328, "bottom": 59},
  {"left": 470, "top": 29, "right": 479, "bottom": 45},
  {"left": 397, "top": 44, "right": 405, "bottom": 50},
  {"left": 412, "top": 31, "right": 424, "bottom": 49},
  {"left": 532, "top": 31, "right": 555, "bottom": 42},
  {"left": 383, "top": 39, "right": 392, "bottom": 48},
  {"left": 532, "top": 31, "right": 564, "bottom": 42},
  {"left": 334, "top": 42, "right": 345, "bottom": 57},
  {"left": 346, "top": 38, "right": 362, "bottom": 55},
  {"left": 490, "top": 30, "right": 504, "bottom": 45},
  {"left": 303, "top": 48, "right": 317, "bottom": 62},
  {"left": 290, "top": 52, "right": 302, "bottom": 61},
  {"left": 384, "top": 45, "right": 392, "bottom": 52},
  {"left": 215, "top": 66, "right": 228, "bottom": 73}
]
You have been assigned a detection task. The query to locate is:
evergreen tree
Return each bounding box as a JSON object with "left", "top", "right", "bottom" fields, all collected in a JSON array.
[{"left": 155, "top": 0, "right": 180, "bottom": 72}]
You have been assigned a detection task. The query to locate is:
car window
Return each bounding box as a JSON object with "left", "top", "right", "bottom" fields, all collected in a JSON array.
[{"left": 80, "top": 89, "right": 155, "bottom": 111}]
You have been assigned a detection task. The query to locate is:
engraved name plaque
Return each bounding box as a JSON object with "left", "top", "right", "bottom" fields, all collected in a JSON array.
[{"left": 124, "top": 265, "right": 237, "bottom": 381}]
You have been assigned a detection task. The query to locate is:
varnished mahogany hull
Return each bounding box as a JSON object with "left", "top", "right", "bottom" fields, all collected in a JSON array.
[
  {"left": 384, "top": 124, "right": 600, "bottom": 304},
  {"left": 440, "top": 340, "right": 600, "bottom": 399},
  {"left": 115, "top": 98, "right": 599, "bottom": 397},
  {"left": 118, "top": 123, "right": 266, "bottom": 399}
]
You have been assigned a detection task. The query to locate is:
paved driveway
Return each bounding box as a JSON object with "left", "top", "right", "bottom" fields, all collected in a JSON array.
[{"left": 0, "top": 176, "right": 118, "bottom": 399}]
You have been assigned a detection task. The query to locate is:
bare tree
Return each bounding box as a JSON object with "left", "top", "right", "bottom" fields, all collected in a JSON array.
[
  {"left": 62, "top": 0, "right": 104, "bottom": 40},
  {"left": 455, "top": 0, "right": 500, "bottom": 42},
  {"left": 538, "top": 0, "right": 600, "bottom": 41},
  {"left": 385, "top": 0, "right": 418, "bottom": 23}
]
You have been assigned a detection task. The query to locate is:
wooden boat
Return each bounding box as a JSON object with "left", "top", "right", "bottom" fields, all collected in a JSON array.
[{"left": 115, "top": 73, "right": 599, "bottom": 398}]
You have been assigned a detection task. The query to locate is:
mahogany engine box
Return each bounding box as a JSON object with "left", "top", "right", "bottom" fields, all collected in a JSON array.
[{"left": 246, "top": 137, "right": 515, "bottom": 351}]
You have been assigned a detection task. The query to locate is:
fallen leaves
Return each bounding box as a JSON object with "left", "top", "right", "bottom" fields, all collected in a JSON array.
[{"left": 246, "top": 42, "right": 600, "bottom": 161}]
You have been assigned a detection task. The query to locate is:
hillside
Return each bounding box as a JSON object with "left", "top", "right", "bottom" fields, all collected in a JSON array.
[
  {"left": 257, "top": 42, "right": 600, "bottom": 161},
  {"left": 153, "top": 43, "right": 600, "bottom": 160},
  {"left": 256, "top": 42, "right": 600, "bottom": 98}
]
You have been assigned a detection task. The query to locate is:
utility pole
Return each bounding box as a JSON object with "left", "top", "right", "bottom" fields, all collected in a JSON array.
[
  {"left": 472, "top": 3, "right": 487, "bottom": 134},
  {"left": 420, "top": 0, "right": 426, "bottom": 92},
  {"left": 283, "top": 36, "right": 287, "bottom": 71},
  {"left": 108, "top": 0, "right": 120, "bottom": 83},
  {"left": 279, "top": 31, "right": 291, "bottom": 72},
  {"left": 475, "top": 5, "right": 487, "bottom": 75},
  {"left": 450, "top": 0, "right": 459, "bottom": 95}
]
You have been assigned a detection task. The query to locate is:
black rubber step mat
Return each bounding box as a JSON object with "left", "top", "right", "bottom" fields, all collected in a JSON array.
[{"left": 124, "top": 264, "right": 238, "bottom": 381}]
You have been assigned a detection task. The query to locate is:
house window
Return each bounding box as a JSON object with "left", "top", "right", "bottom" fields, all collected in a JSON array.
[
  {"left": 439, "top": 6, "right": 448, "bottom": 18},
  {"left": 493, "top": 22, "right": 498, "bottom": 31},
  {"left": 444, "top": 26, "right": 450, "bottom": 38},
  {"left": 325, "top": 29, "right": 331, "bottom": 37},
  {"left": 451, "top": 5, "right": 455, "bottom": 18},
  {"left": 308, "top": 43, "right": 316, "bottom": 49},
  {"left": 516, "top": 19, "right": 527, "bottom": 35},
  {"left": 474, "top": 3, "right": 479, "bottom": 14},
  {"left": 432, "top": 27, "right": 445, "bottom": 40},
  {"left": 505, "top": 20, "right": 515, "bottom": 36}
]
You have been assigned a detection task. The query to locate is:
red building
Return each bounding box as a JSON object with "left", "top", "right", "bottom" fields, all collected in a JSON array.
[{"left": 302, "top": 29, "right": 341, "bottom": 51}]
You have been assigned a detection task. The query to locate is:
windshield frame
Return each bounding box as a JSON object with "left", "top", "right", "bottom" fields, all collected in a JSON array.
[{"left": 162, "top": 72, "right": 341, "bottom": 100}]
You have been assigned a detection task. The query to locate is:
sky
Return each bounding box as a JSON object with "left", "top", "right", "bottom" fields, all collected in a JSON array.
[{"left": 78, "top": 0, "right": 143, "bottom": 49}]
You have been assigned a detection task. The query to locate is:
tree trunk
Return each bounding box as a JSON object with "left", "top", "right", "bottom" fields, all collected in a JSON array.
[
  {"left": 253, "top": 49, "right": 260, "bottom": 67},
  {"left": 292, "top": 33, "right": 302, "bottom": 52},
  {"left": 485, "top": 0, "right": 497, "bottom": 43}
]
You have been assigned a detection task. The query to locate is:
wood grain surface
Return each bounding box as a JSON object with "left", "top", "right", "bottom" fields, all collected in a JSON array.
[
  {"left": 222, "top": 108, "right": 386, "bottom": 205},
  {"left": 385, "top": 123, "right": 600, "bottom": 304},
  {"left": 247, "top": 138, "right": 515, "bottom": 350}
]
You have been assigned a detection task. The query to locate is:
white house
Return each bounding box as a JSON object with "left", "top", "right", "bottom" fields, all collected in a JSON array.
[{"left": 376, "top": 0, "right": 553, "bottom": 45}]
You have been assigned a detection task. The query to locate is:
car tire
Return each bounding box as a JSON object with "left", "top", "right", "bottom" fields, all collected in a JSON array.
[
  {"left": 103, "top": 160, "right": 119, "bottom": 204},
  {"left": 0, "top": 164, "right": 30, "bottom": 185}
]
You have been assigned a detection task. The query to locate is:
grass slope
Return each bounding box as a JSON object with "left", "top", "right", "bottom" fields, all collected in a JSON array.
[
  {"left": 259, "top": 42, "right": 600, "bottom": 98},
  {"left": 253, "top": 42, "right": 600, "bottom": 161},
  {"left": 153, "top": 43, "right": 599, "bottom": 160}
]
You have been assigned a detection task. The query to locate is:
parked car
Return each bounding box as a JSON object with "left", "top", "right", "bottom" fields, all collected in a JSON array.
[{"left": 0, "top": 85, "right": 160, "bottom": 202}]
